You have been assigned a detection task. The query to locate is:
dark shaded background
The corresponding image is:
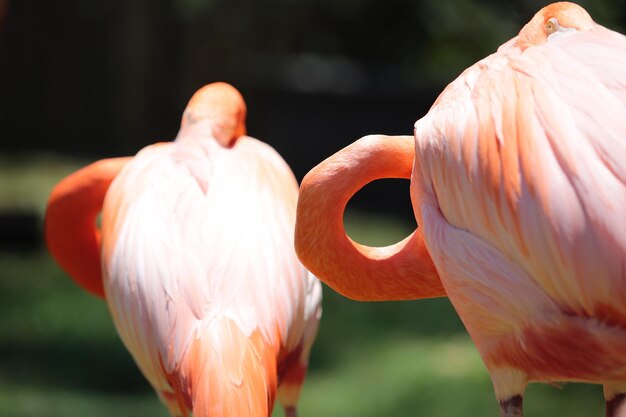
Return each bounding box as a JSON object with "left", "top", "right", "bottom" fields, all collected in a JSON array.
[{"left": 2, "top": 0, "right": 624, "bottom": 173}]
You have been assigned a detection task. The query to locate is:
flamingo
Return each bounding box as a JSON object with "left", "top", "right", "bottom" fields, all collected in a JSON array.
[
  {"left": 295, "top": 3, "right": 626, "bottom": 416},
  {"left": 45, "top": 82, "right": 322, "bottom": 417}
]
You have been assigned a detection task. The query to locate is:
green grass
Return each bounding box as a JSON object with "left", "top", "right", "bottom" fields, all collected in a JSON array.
[
  {"left": 0, "top": 154, "right": 606, "bottom": 417},
  {"left": 0, "top": 153, "right": 89, "bottom": 217}
]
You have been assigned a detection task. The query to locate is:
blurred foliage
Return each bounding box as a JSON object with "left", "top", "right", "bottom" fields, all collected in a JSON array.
[{"left": 0, "top": 154, "right": 87, "bottom": 216}]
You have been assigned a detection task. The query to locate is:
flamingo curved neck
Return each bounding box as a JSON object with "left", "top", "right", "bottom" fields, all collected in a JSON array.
[
  {"left": 45, "top": 157, "right": 130, "bottom": 298},
  {"left": 295, "top": 135, "right": 445, "bottom": 301}
]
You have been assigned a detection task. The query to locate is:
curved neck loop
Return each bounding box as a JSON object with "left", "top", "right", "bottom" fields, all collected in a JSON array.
[
  {"left": 295, "top": 135, "right": 445, "bottom": 301},
  {"left": 45, "top": 157, "right": 131, "bottom": 298}
]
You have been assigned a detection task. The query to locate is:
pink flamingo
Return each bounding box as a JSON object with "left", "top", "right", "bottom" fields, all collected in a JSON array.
[
  {"left": 295, "top": 3, "right": 626, "bottom": 416},
  {"left": 46, "top": 82, "right": 322, "bottom": 417}
]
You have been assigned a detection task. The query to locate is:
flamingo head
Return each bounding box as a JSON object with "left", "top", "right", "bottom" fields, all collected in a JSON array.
[
  {"left": 517, "top": 2, "right": 595, "bottom": 48},
  {"left": 180, "top": 82, "right": 247, "bottom": 148}
]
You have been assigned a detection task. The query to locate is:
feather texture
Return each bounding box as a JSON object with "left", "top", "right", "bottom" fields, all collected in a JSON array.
[
  {"left": 413, "top": 11, "right": 626, "bottom": 389},
  {"left": 100, "top": 133, "right": 321, "bottom": 416},
  {"left": 294, "top": 3, "right": 626, "bottom": 415}
]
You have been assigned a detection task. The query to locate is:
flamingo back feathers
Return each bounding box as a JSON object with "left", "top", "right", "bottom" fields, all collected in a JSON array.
[
  {"left": 412, "top": 4, "right": 626, "bottom": 379},
  {"left": 101, "top": 135, "right": 320, "bottom": 416}
]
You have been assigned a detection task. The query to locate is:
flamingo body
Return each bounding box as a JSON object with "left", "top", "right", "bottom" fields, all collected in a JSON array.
[
  {"left": 294, "top": 3, "right": 626, "bottom": 415},
  {"left": 103, "top": 130, "right": 321, "bottom": 417},
  {"left": 47, "top": 83, "right": 321, "bottom": 417},
  {"left": 413, "top": 2, "right": 626, "bottom": 396}
]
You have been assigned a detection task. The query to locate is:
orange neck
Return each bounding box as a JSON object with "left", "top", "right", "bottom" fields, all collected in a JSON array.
[
  {"left": 295, "top": 135, "right": 445, "bottom": 301},
  {"left": 45, "top": 157, "right": 131, "bottom": 298}
]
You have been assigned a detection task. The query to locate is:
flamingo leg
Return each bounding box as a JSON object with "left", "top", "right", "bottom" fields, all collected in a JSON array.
[
  {"left": 606, "top": 394, "right": 626, "bottom": 417},
  {"left": 490, "top": 367, "right": 526, "bottom": 417},
  {"left": 499, "top": 395, "right": 523, "bottom": 417},
  {"left": 285, "top": 406, "right": 298, "bottom": 417},
  {"left": 604, "top": 384, "right": 626, "bottom": 417}
]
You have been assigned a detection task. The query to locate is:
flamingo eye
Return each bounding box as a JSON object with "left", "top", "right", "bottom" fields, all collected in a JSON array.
[{"left": 545, "top": 18, "right": 558, "bottom": 35}]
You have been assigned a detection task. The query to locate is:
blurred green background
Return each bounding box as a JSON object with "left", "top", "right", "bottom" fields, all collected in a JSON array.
[{"left": 1, "top": 0, "right": 624, "bottom": 416}]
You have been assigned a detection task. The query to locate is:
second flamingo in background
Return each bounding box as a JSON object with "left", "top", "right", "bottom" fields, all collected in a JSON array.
[{"left": 46, "top": 82, "right": 322, "bottom": 417}]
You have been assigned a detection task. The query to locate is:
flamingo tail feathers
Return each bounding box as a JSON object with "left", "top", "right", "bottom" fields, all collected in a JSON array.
[{"left": 168, "top": 319, "right": 278, "bottom": 417}]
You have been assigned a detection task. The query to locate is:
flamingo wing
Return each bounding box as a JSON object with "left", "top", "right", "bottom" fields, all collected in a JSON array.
[{"left": 101, "top": 136, "right": 320, "bottom": 417}]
